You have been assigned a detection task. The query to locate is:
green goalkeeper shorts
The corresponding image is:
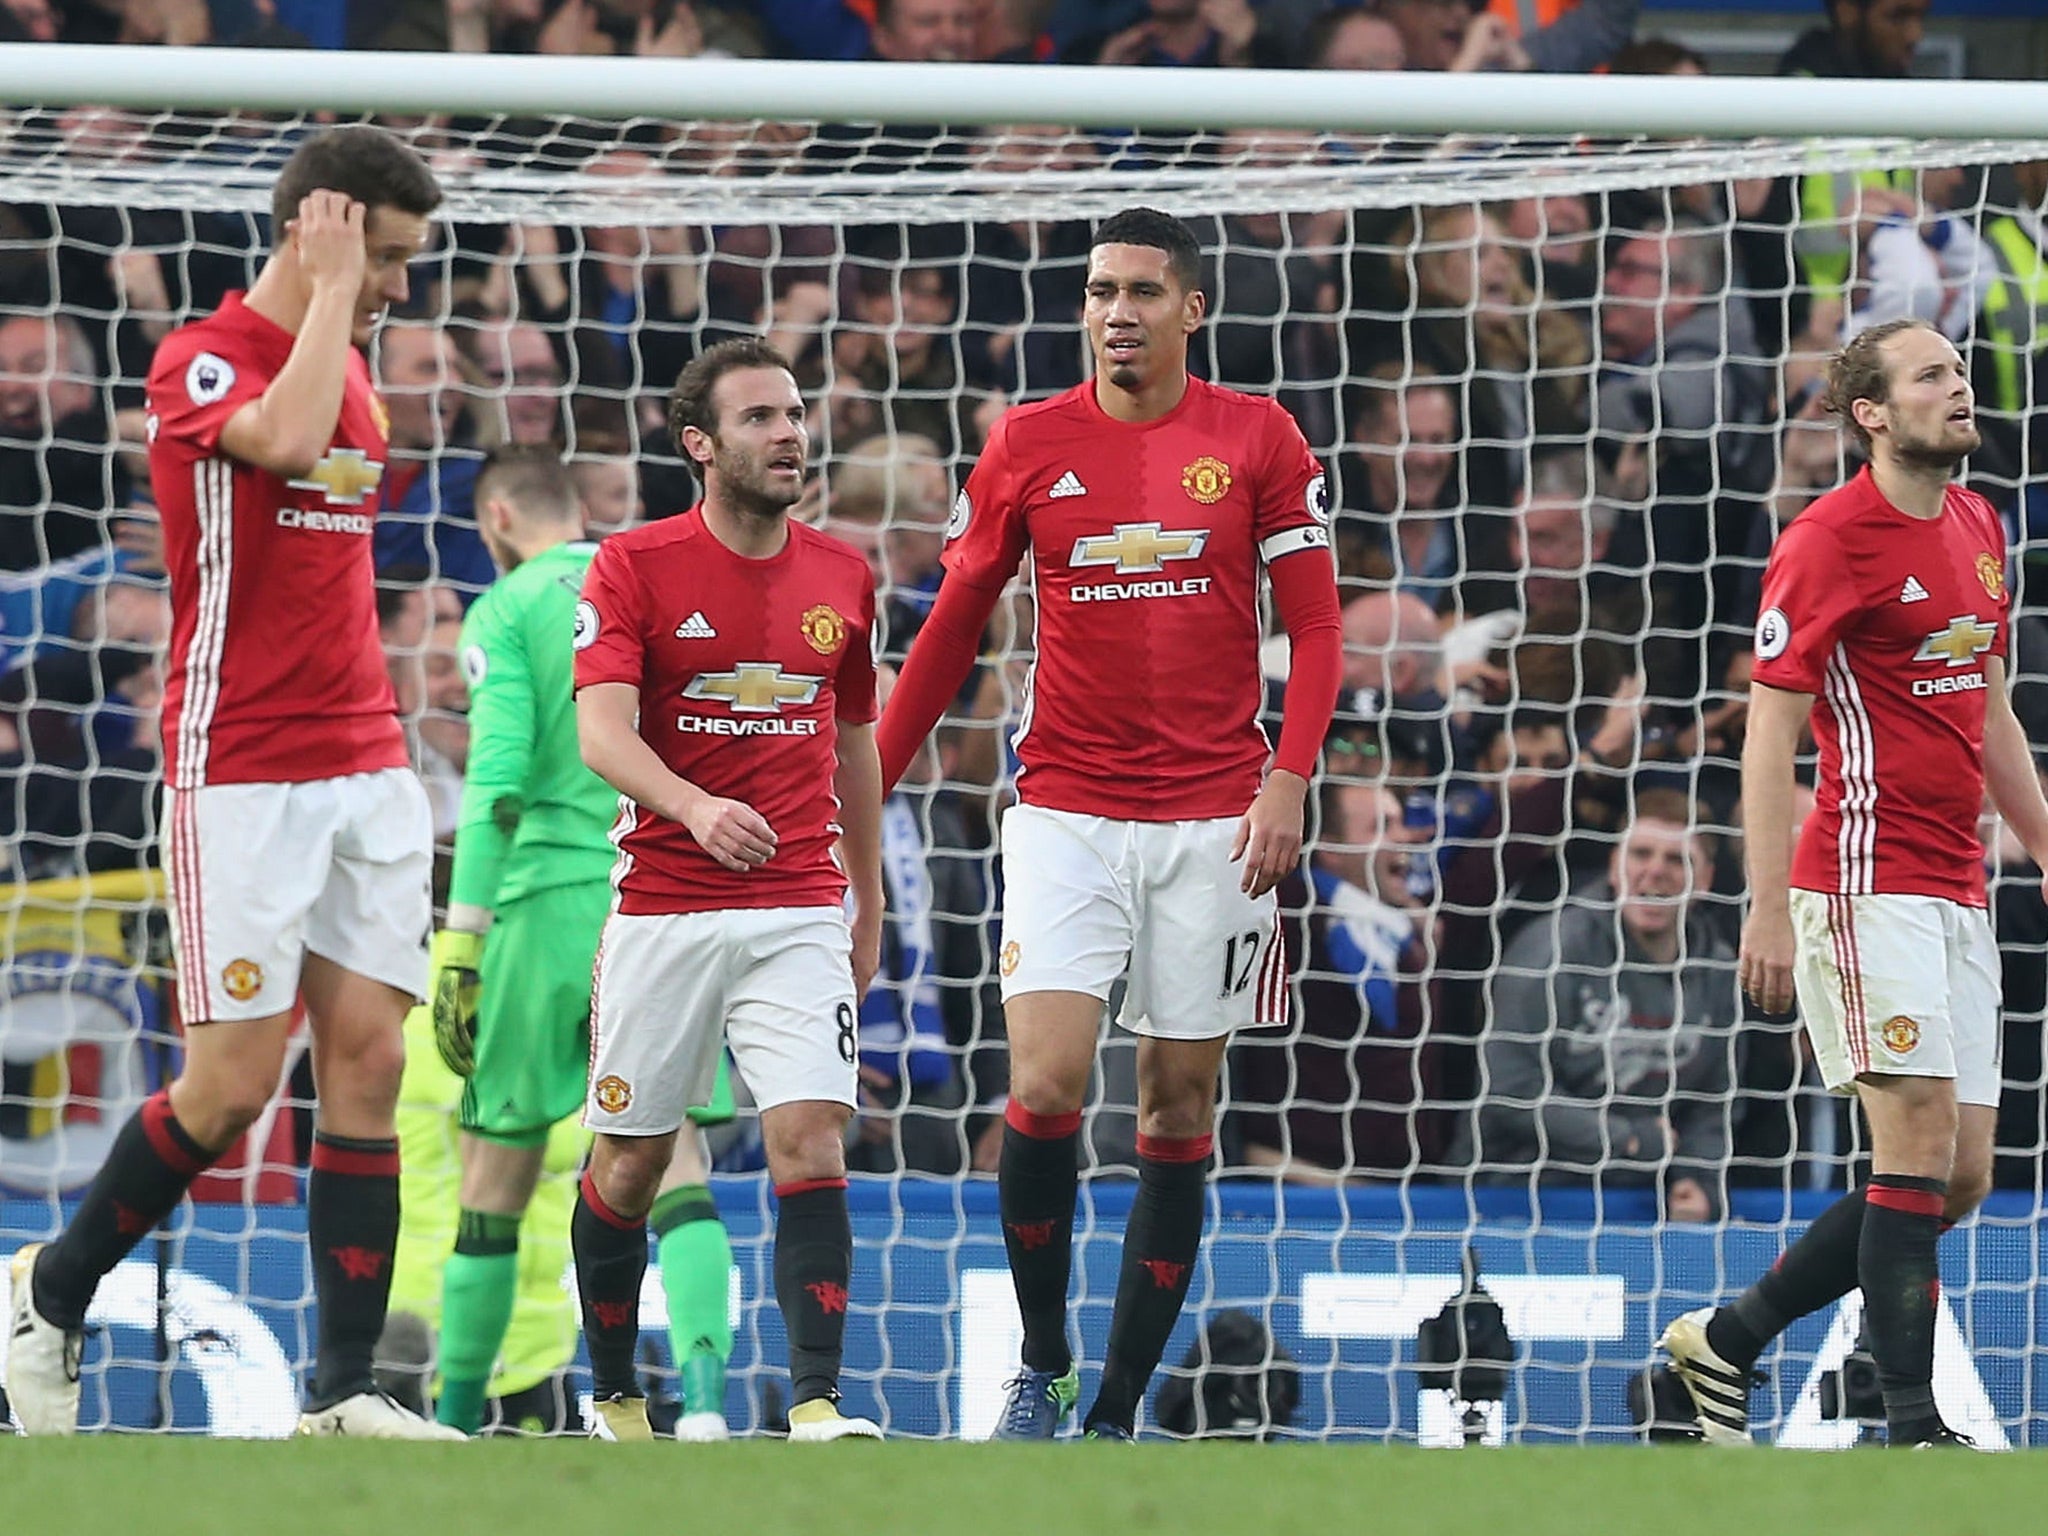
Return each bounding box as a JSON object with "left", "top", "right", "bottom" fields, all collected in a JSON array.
[
  {"left": 458, "top": 881, "right": 737, "bottom": 1141},
  {"left": 460, "top": 881, "right": 610, "bottom": 1143}
]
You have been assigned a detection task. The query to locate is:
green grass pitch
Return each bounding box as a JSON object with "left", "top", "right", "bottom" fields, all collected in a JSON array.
[{"left": 4, "top": 1440, "right": 2040, "bottom": 1536}]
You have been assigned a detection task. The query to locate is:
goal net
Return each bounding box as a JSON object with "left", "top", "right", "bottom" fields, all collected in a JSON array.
[{"left": 4, "top": 79, "right": 2048, "bottom": 1444}]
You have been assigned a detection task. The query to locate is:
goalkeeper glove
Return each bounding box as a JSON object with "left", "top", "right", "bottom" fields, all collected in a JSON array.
[{"left": 428, "top": 928, "right": 485, "bottom": 1077}]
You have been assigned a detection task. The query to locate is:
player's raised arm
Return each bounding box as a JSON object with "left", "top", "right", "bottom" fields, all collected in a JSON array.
[{"left": 218, "top": 193, "right": 366, "bottom": 477}]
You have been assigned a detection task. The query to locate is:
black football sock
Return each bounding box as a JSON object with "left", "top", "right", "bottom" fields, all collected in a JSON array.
[
  {"left": 33, "top": 1090, "right": 220, "bottom": 1331},
  {"left": 1860, "top": 1174, "right": 1946, "bottom": 1440},
  {"left": 1086, "top": 1132, "right": 1211, "bottom": 1434},
  {"left": 572, "top": 1168, "right": 649, "bottom": 1402},
  {"left": 774, "top": 1179, "right": 853, "bottom": 1407},
  {"left": 307, "top": 1132, "right": 401, "bottom": 1408},
  {"left": 998, "top": 1100, "right": 1082, "bottom": 1375},
  {"left": 1709, "top": 1188, "right": 1868, "bottom": 1370}
]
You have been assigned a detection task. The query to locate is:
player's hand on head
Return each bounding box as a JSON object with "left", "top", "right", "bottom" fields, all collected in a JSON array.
[
  {"left": 1737, "top": 907, "right": 1797, "bottom": 1015},
  {"left": 1232, "top": 772, "right": 1308, "bottom": 898},
  {"left": 292, "top": 190, "right": 367, "bottom": 292},
  {"left": 683, "top": 794, "right": 777, "bottom": 872}
]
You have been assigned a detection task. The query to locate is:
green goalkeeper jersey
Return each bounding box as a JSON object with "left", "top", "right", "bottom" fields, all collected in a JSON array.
[{"left": 448, "top": 539, "right": 618, "bottom": 911}]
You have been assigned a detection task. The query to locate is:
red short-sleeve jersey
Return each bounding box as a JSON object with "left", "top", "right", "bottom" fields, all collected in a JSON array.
[
  {"left": 944, "top": 375, "right": 1331, "bottom": 820},
  {"left": 1752, "top": 466, "right": 2010, "bottom": 905},
  {"left": 574, "top": 510, "right": 877, "bottom": 916},
  {"left": 147, "top": 293, "right": 405, "bottom": 788}
]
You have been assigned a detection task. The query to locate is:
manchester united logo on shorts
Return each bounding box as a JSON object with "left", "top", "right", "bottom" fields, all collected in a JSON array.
[
  {"left": 221, "top": 958, "right": 263, "bottom": 1002},
  {"left": 1000, "top": 939, "right": 1020, "bottom": 977},
  {"left": 1181, "top": 456, "right": 1232, "bottom": 505},
  {"left": 594, "top": 1075, "right": 633, "bottom": 1114},
  {"left": 1978, "top": 552, "right": 2005, "bottom": 602},
  {"left": 1881, "top": 1015, "right": 1922, "bottom": 1055},
  {"left": 800, "top": 603, "right": 846, "bottom": 656}
]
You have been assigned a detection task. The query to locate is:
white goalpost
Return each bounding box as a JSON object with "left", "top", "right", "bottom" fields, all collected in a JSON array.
[{"left": 2, "top": 47, "right": 2047, "bottom": 1443}]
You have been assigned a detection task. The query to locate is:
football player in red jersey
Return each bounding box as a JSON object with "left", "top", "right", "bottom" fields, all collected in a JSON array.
[
  {"left": 878, "top": 208, "right": 1343, "bottom": 1439},
  {"left": 1661, "top": 318, "right": 2048, "bottom": 1450},
  {"left": 3, "top": 127, "right": 462, "bottom": 1439},
  {"left": 571, "top": 339, "right": 885, "bottom": 1443}
]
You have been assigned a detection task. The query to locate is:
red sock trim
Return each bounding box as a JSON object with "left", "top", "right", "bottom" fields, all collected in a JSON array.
[
  {"left": 1136, "top": 1132, "right": 1214, "bottom": 1165},
  {"left": 141, "top": 1091, "right": 210, "bottom": 1178},
  {"left": 310, "top": 1135, "right": 400, "bottom": 1179},
  {"left": 1865, "top": 1182, "right": 1945, "bottom": 1219},
  {"left": 1004, "top": 1100, "right": 1082, "bottom": 1140},
  {"left": 774, "top": 1177, "right": 850, "bottom": 1198},
  {"left": 579, "top": 1167, "right": 643, "bottom": 1231}
]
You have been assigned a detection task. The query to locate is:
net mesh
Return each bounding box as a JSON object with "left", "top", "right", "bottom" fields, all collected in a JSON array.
[{"left": 3, "top": 105, "right": 2047, "bottom": 1442}]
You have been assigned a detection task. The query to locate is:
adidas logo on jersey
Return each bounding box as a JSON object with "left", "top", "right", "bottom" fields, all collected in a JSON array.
[
  {"left": 1900, "top": 576, "right": 1930, "bottom": 604},
  {"left": 1048, "top": 470, "right": 1087, "bottom": 499},
  {"left": 676, "top": 611, "right": 717, "bottom": 639}
]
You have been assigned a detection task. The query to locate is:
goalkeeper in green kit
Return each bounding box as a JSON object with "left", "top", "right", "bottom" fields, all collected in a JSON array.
[{"left": 411, "top": 444, "right": 735, "bottom": 1439}]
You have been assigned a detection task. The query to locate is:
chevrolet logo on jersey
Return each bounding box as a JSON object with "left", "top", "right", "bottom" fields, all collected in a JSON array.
[
  {"left": 1069, "top": 523, "right": 1209, "bottom": 574},
  {"left": 1914, "top": 615, "right": 1996, "bottom": 668},
  {"left": 288, "top": 448, "right": 384, "bottom": 507},
  {"left": 684, "top": 663, "right": 824, "bottom": 712}
]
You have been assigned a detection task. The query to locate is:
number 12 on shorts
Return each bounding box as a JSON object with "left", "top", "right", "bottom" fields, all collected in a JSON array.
[{"left": 1220, "top": 929, "right": 1262, "bottom": 998}]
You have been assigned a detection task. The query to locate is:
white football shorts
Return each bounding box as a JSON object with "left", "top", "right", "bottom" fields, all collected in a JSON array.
[
  {"left": 1789, "top": 888, "right": 2001, "bottom": 1106},
  {"left": 586, "top": 904, "right": 857, "bottom": 1134},
  {"left": 997, "top": 803, "right": 1286, "bottom": 1040},
  {"left": 163, "top": 767, "right": 433, "bottom": 1024}
]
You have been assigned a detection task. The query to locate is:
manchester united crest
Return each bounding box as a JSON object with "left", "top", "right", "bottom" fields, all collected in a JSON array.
[
  {"left": 800, "top": 603, "right": 847, "bottom": 656},
  {"left": 221, "top": 958, "right": 263, "bottom": 1003},
  {"left": 1978, "top": 552, "right": 2005, "bottom": 602},
  {"left": 1181, "top": 456, "right": 1232, "bottom": 505},
  {"left": 1880, "top": 1016, "right": 1921, "bottom": 1056},
  {"left": 594, "top": 1075, "right": 633, "bottom": 1114}
]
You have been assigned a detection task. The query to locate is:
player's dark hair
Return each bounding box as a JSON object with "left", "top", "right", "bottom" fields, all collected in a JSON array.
[
  {"left": 476, "top": 442, "right": 581, "bottom": 525},
  {"left": 1091, "top": 207, "right": 1203, "bottom": 294},
  {"left": 270, "top": 125, "right": 443, "bottom": 238},
  {"left": 1823, "top": 317, "right": 1939, "bottom": 450},
  {"left": 667, "top": 337, "right": 797, "bottom": 473}
]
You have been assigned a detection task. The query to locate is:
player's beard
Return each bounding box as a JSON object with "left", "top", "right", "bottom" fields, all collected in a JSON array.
[
  {"left": 1892, "top": 416, "right": 1980, "bottom": 473},
  {"left": 714, "top": 443, "right": 803, "bottom": 522}
]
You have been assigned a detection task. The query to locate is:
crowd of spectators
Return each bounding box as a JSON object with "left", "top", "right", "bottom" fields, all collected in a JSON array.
[{"left": 7, "top": 0, "right": 2048, "bottom": 1210}]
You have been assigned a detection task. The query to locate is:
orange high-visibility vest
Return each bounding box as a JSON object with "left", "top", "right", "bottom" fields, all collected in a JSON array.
[{"left": 1488, "top": 0, "right": 1575, "bottom": 35}]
